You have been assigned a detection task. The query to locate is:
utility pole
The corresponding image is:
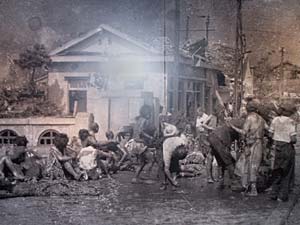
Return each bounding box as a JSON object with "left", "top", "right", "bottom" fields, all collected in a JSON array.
[
  {"left": 234, "top": 0, "right": 244, "bottom": 116},
  {"left": 205, "top": 15, "right": 210, "bottom": 41},
  {"left": 174, "top": 0, "right": 180, "bottom": 112},
  {"left": 185, "top": 15, "right": 190, "bottom": 41},
  {"left": 279, "top": 47, "right": 285, "bottom": 101},
  {"left": 163, "top": 0, "right": 167, "bottom": 114}
]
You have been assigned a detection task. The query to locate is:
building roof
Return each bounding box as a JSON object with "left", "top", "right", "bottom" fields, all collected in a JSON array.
[{"left": 49, "top": 24, "right": 160, "bottom": 56}]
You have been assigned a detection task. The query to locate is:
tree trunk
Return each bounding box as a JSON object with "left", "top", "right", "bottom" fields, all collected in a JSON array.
[{"left": 29, "top": 68, "right": 36, "bottom": 95}]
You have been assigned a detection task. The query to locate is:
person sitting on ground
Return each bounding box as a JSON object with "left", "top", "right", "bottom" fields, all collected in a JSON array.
[
  {"left": 43, "top": 133, "right": 82, "bottom": 181},
  {"left": 0, "top": 136, "right": 44, "bottom": 181},
  {"left": 104, "top": 130, "right": 128, "bottom": 171},
  {"left": 78, "top": 129, "right": 113, "bottom": 178},
  {"left": 178, "top": 123, "right": 205, "bottom": 178},
  {"left": 115, "top": 126, "right": 135, "bottom": 171}
]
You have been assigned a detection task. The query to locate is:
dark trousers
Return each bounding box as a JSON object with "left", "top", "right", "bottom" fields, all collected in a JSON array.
[{"left": 271, "top": 142, "right": 295, "bottom": 200}]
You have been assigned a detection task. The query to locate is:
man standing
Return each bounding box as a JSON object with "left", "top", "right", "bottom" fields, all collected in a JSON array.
[
  {"left": 229, "top": 101, "right": 266, "bottom": 196},
  {"left": 269, "top": 103, "right": 297, "bottom": 202},
  {"left": 208, "top": 118, "right": 243, "bottom": 189}
]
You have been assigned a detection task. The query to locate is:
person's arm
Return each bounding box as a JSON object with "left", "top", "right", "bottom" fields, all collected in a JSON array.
[
  {"left": 202, "top": 123, "right": 215, "bottom": 131},
  {"left": 52, "top": 150, "right": 72, "bottom": 162},
  {"left": 268, "top": 118, "right": 275, "bottom": 139},
  {"left": 229, "top": 123, "right": 246, "bottom": 135},
  {"left": 116, "top": 144, "right": 128, "bottom": 166},
  {"left": 290, "top": 120, "right": 297, "bottom": 144},
  {"left": 229, "top": 117, "right": 251, "bottom": 136},
  {"left": 26, "top": 149, "right": 46, "bottom": 159}
]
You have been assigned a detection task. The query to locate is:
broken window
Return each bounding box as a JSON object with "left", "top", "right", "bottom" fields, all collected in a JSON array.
[
  {"left": 0, "top": 129, "right": 18, "bottom": 145},
  {"left": 38, "top": 130, "right": 59, "bottom": 145}
]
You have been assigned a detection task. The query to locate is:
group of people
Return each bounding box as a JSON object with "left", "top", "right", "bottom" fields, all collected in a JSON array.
[
  {"left": 0, "top": 101, "right": 297, "bottom": 203},
  {"left": 194, "top": 100, "right": 297, "bottom": 202}
]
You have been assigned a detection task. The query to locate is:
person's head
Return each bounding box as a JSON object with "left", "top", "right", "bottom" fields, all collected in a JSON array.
[
  {"left": 78, "top": 129, "right": 90, "bottom": 142},
  {"left": 196, "top": 107, "right": 204, "bottom": 117},
  {"left": 246, "top": 100, "right": 259, "bottom": 113},
  {"left": 13, "top": 136, "right": 28, "bottom": 163},
  {"left": 53, "top": 133, "right": 69, "bottom": 152},
  {"left": 139, "top": 105, "right": 152, "bottom": 119},
  {"left": 105, "top": 130, "right": 114, "bottom": 140},
  {"left": 117, "top": 126, "right": 133, "bottom": 141},
  {"left": 159, "top": 105, "right": 164, "bottom": 114},
  {"left": 90, "top": 122, "right": 99, "bottom": 134},
  {"left": 278, "top": 102, "right": 296, "bottom": 117},
  {"left": 184, "top": 123, "right": 193, "bottom": 134},
  {"left": 14, "top": 136, "right": 28, "bottom": 147}
]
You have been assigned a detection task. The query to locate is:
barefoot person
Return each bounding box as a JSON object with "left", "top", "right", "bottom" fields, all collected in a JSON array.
[
  {"left": 161, "top": 121, "right": 188, "bottom": 188},
  {"left": 229, "top": 101, "right": 267, "bottom": 196},
  {"left": 43, "top": 133, "right": 82, "bottom": 180}
]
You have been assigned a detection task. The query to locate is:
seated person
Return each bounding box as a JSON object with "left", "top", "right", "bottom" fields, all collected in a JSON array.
[
  {"left": 42, "top": 133, "right": 82, "bottom": 181},
  {"left": 104, "top": 131, "right": 128, "bottom": 170},
  {"left": 78, "top": 129, "right": 113, "bottom": 178},
  {"left": 0, "top": 136, "right": 43, "bottom": 181}
]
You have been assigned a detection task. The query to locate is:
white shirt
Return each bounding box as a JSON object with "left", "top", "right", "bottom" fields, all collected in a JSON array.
[
  {"left": 269, "top": 116, "right": 297, "bottom": 143},
  {"left": 78, "top": 146, "right": 98, "bottom": 170}
]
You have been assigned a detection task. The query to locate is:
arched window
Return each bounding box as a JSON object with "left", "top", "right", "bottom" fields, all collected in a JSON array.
[
  {"left": 0, "top": 129, "right": 18, "bottom": 145},
  {"left": 38, "top": 129, "right": 59, "bottom": 145}
]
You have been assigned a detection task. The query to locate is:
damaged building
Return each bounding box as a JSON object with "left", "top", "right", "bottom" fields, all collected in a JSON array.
[{"left": 0, "top": 24, "right": 228, "bottom": 148}]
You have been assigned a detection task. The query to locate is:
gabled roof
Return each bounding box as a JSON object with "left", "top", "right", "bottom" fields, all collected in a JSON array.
[{"left": 49, "top": 24, "right": 160, "bottom": 56}]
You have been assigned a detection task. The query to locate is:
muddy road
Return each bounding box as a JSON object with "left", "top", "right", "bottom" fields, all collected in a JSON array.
[{"left": 0, "top": 170, "right": 283, "bottom": 225}]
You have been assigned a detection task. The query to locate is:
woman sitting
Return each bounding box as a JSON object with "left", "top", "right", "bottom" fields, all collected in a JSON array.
[{"left": 43, "top": 133, "right": 82, "bottom": 181}]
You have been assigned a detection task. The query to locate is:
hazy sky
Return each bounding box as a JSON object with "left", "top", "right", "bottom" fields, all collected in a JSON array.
[{"left": 0, "top": 0, "right": 300, "bottom": 76}]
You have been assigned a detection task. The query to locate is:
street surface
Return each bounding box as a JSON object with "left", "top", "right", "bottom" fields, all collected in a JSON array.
[{"left": 0, "top": 167, "right": 297, "bottom": 225}]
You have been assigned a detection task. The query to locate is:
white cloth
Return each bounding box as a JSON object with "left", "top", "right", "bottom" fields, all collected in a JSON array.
[
  {"left": 163, "top": 134, "right": 187, "bottom": 168},
  {"left": 269, "top": 116, "right": 297, "bottom": 143},
  {"left": 196, "top": 113, "right": 210, "bottom": 132},
  {"left": 78, "top": 146, "right": 98, "bottom": 170}
]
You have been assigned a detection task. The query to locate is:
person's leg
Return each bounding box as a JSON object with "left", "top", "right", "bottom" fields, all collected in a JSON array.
[
  {"left": 63, "top": 162, "right": 81, "bottom": 180},
  {"left": 270, "top": 168, "right": 282, "bottom": 200},
  {"left": 97, "top": 159, "right": 111, "bottom": 178},
  {"left": 0, "top": 156, "right": 24, "bottom": 179},
  {"left": 206, "top": 152, "right": 214, "bottom": 183},
  {"left": 247, "top": 142, "right": 263, "bottom": 196},
  {"left": 278, "top": 147, "right": 295, "bottom": 201}
]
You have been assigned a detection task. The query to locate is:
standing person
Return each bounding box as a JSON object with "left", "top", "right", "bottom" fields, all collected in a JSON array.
[
  {"left": 195, "top": 107, "right": 213, "bottom": 137},
  {"left": 161, "top": 123, "right": 188, "bottom": 188},
  {"left": 208, "top": 118, "right": 244, "bottom": 189},
  {"left": 195, "top": 107, "right": 219, "bottom": 183},
  {"left": 269, "top": 103, "right": 297, "bottom": 202},
  {"left": 229, "top": 101, "right": 266, "bottom": 196},
  {"left": 129, "top": 105, "right": 156, "bottom": 183}
]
